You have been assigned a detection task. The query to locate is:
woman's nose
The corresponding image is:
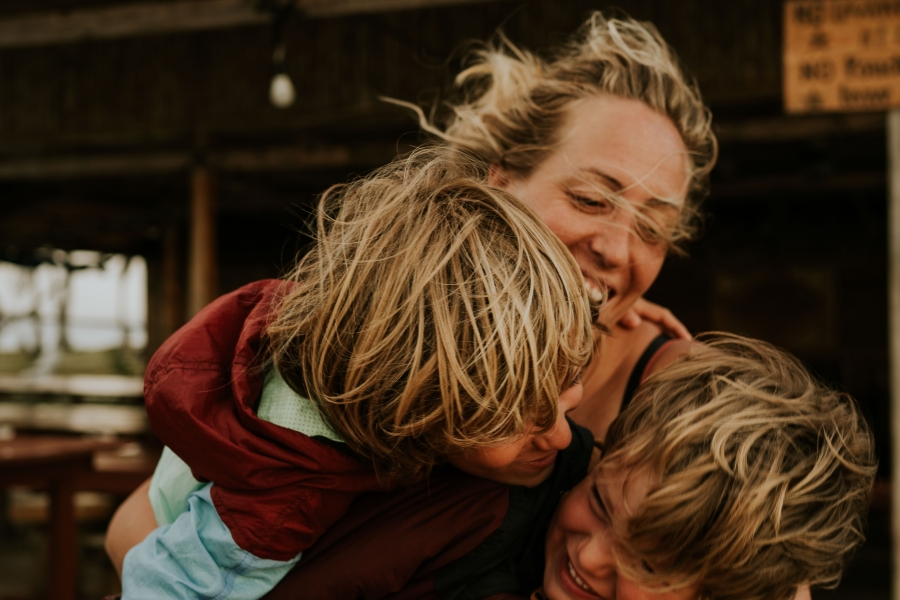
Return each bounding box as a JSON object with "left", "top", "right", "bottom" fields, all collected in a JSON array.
[{"left": 589, "top": 219, "right": 632, "bottom": 270}]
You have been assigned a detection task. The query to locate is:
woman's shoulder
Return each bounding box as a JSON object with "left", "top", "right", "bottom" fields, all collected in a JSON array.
[{"left": 642, "top": 337, "right": 693, "bottom": 378}]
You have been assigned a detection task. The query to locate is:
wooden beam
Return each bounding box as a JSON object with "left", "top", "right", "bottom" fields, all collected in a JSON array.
[
  {"left": 300, "top": 0, "right": 499, "bottom": 18},
  {"left": 0, "top": 152, "right": 190, "bottom": 179},
  {"left": 0, "top": 0, "right": 267, "bottom": 48},
  {"left": 716, "top": 113, "right": 885, "bottom": 143},
  {"left": 187, "top": 167, "right": 218, "bottom": 317},
  {"left": 0, "top": 142, "right": 401, "bottom": 179},
  {"left": 0, "top": 0, "right": 499, "bottom": 48}
]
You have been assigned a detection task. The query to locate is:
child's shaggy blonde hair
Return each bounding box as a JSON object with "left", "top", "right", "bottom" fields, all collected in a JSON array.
[
  {"left": 600, "top": 334, "right": 876, "bottom": 600},
  {"left": 267, "top": 147, "right": 596, "bottom": 480},
  {"left": 394, "top": 11, "right": 718, "bottom": 252}
]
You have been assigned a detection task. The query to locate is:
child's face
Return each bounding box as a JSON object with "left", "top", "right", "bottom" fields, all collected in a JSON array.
[
  {"left": 446, "top": 378, "right": 583, "bottom": 487},
  {"left": 543, "top": 463, "right": 699, "bottom": 600}
]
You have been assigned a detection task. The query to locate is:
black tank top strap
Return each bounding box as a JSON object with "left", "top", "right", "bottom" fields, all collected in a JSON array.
[{"left": 621, "top": 334, "right": 672, "bottom": 412}]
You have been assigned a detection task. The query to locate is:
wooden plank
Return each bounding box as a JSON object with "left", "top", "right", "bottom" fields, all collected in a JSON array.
[
  {"left": 0, "top": 0, "right": 500, "bottom": 48},
  {"left": 889, "top": 107, "right": 900, "bottom": 600},
  {"left": 785, "top": 0, "right": 900, "bottom": 113}
]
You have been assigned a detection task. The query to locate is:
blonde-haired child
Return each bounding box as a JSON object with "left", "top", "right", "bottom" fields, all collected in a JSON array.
[
  {"left": 121, "top": 146, "right": 597, "bottom": 600},
  {"left": 545, "top": 334, "right": 876, "bottom": 600}
]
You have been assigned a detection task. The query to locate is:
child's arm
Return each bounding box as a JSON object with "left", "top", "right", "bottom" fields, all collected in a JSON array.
[
  {"left": 105, "top": 478, "right": 156, "bottom": 579},
  {"left": 122, "top": 483, "right": 302, "bottom": 600}
]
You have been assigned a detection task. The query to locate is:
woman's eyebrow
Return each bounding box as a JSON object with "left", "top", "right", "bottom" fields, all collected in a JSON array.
[{"left": 577, "top": 167, "right": 624, "bottom": 191}]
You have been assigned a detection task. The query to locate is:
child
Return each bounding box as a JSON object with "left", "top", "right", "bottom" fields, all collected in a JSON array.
[
  {"left": 121, "top": 147, "right": 597, "bottom": 599},
  {"left": 542, "top": 334, "right": 876, "bottom": 600}
]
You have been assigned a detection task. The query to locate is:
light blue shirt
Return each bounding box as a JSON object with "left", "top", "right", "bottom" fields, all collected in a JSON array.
[
  {"left": 122, "top": 369, "right": 342, "bottom": 600},
  {"left": 122, "top": 485, "right": 300, "bottom": 600}
]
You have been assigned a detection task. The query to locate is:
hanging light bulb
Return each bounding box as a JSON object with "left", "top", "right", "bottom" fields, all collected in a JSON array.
[
  {"left": 267, "top": 3, "right": 296, "bottom": 109},
  {"left": 269, "top": 72, "right": 296, "bottom": 108}
]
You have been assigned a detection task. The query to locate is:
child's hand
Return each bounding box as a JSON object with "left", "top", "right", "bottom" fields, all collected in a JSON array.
[{"left": 617, "top": 297, "right": 691, "bottom": 340}]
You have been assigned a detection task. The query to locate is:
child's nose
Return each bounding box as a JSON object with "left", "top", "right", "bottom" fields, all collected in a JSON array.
[
  {"left": 573, "top": 535, "right": 617, "bottom": 597},
  {"left": 534, "top": 410, "right": 572, "bottom": 451}
]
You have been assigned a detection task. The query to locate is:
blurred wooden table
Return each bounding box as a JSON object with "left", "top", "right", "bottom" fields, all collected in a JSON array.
[{"left": 0, "top": 436, "right": 117, "bottom": 600}]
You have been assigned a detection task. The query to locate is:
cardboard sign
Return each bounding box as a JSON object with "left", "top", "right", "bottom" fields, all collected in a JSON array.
[{"left": 784, "top": 0, "right": 900, "bottom": 113}]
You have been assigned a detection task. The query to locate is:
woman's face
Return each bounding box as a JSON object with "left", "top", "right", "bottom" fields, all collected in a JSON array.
[
  {"left": 543, "top": 464, "right": 699, "bottom": 600},
  {"left": 447, "top": 377, "right": 583, "bottom": 488},
  {"left": 494, "top": 95, "right": 689, "bottom": 326}
]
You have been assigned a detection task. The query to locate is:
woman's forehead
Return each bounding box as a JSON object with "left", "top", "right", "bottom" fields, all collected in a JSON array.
[{"left": 548, "top": 96, "right": 690, "bottom": 201}]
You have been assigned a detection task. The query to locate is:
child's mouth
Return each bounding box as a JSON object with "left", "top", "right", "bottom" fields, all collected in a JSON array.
[{"left": 558, "top": 554, "right": 601, "bottom": 598}]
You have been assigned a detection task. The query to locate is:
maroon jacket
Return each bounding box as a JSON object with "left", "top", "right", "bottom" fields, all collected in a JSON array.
[
  {"left": 262, "top": 420, "right": 595, "bottom": 599},
  {"left": 143, "top": 280, "right": 383, "bottom": 561}
]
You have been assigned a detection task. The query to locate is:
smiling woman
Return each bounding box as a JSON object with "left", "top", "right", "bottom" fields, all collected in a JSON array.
[
  {"left": 493, "top": 94, "right": 687, "bottom": 327},
  {"left": 402, "top": 11, "right": 718, "bottom": 440}
]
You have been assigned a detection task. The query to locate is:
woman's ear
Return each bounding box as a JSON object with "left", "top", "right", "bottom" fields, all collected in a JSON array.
[{"left": 487, "top": 163, "right": 510, "bottom": 188}]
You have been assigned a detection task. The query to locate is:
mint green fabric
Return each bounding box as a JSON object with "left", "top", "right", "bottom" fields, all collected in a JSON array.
[
  {"left": 149, "top": 447, "right": 200, "bottom": 527},
  {"left": 256, "top": 369, "right": 341, "bottom": 442},
  {"left": 148, "top": 368, "right": 341, "bottom": 526}
]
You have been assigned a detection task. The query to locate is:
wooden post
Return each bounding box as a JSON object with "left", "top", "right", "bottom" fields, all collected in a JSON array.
[
  {"left": 47, "top": 474, "right": 76, "bottom": 600},
  {"left": 188, "top": 167, "right": 217, "bottom": 318},
  {"left": 888, "top": 108, "right": 900, "bottom": 600}
]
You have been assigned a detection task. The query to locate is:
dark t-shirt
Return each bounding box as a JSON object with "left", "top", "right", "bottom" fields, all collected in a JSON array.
[{"left": 263, "top": 421, "right": 595, "bottom": 600}]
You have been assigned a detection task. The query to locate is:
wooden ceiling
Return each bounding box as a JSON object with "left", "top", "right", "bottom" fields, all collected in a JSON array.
[
  {"left": 0, "top": 0, "right": 499, "bottom": 48},
  {"left": 0, "top": 0, "right": 885, "bottom": 256}
]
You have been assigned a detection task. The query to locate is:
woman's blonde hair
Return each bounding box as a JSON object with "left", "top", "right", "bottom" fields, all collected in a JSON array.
[
  {"left": 600, "top": 334, "right": 876, "bottom": 600},
  {"left": 267, "top": 147, "right": 596, "bottom": 481},
  {"left": 394, "top": 11, "right": 718, "bottom": 250}
]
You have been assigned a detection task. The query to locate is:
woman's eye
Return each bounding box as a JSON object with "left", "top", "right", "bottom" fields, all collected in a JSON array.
[{"left": 568, "top": 192, "right": 610, "bottom": 211}]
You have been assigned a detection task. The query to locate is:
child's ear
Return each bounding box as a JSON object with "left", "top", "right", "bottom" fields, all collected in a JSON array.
[{"left": 488, "top": 163, "right": 510, "bottom": 188}]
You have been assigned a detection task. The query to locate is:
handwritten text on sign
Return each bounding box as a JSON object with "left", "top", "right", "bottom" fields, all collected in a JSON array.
[{"left": 784, "top": 0, "right": 900, "bottom": 112}]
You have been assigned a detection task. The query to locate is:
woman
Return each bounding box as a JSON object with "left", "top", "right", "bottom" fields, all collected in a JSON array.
[
  {"left": 106, "top": 9, "right": 717, "bottom": 591},
  {"left": 408, "top": 11, "right": 717, "bottom": 439}
]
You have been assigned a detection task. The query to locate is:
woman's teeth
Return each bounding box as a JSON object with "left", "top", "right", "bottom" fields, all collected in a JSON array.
[
  {"left": 567, "top": 560, "right": 595, "bottom": 595},
  {"left": 583, "top": 280, "right": 606, "bottom": 304}
]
